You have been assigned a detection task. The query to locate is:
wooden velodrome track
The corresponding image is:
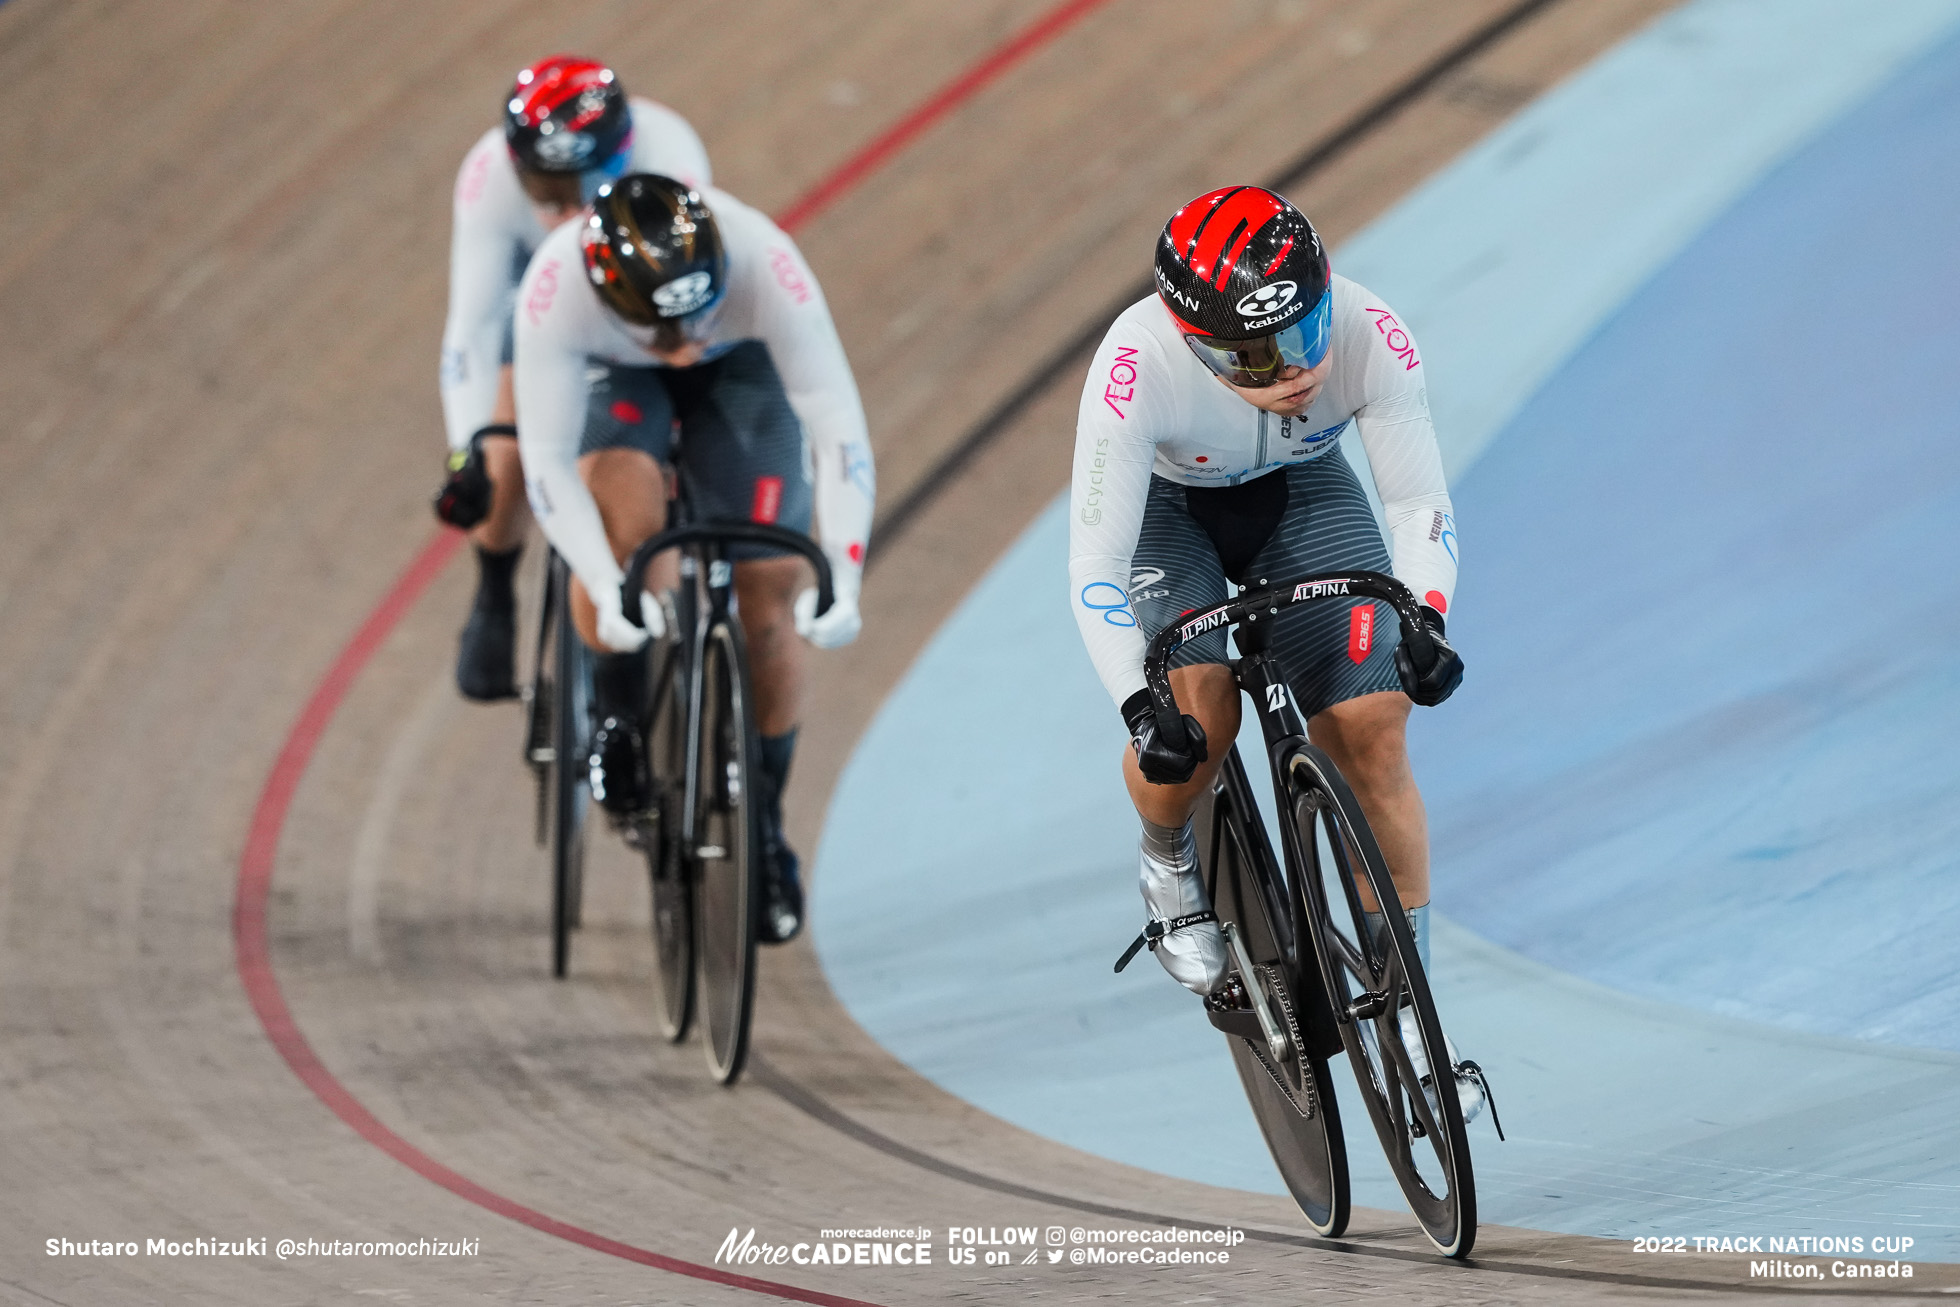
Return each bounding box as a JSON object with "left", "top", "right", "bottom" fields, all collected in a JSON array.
[{"left": 12, "top": 0, "right": 1904, "bottom": 1302}]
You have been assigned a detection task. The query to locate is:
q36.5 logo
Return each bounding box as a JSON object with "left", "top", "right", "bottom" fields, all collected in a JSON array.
[{"left": 533, "top": 128, "right": 596, "bottom": 167}]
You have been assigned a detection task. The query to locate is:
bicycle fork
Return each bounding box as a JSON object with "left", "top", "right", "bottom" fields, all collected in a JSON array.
[
  {"left": 1231, "top": 612, "right": 1372, "bottom": 1038},
  {"left": 1214, "top": 611, "right": 1314, "bottom": 1064},
  {"left": 676, "top": 552, "right": 740, "bottom": 863}
]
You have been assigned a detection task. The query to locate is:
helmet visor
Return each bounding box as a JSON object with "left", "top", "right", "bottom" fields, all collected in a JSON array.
[
  {"left": 577, "top": 138, "right": 633, "bottom": 204},
  {"left": 514, "top": 137, "right": 635, "bottom": 210},
  {"left": 1182, "top": 287, "right": 1332, "bottom": 387},
  {"left": 647, "top": 300, "right": 724, "bottom": 352}
]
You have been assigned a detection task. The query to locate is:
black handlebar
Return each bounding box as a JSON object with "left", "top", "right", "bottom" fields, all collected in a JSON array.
[
  {"left": 619, "top": 522, "right": 834, "bottom": 630},
  {"left": 1142, "top": 570, "right": 1435, "bottom": 752}
]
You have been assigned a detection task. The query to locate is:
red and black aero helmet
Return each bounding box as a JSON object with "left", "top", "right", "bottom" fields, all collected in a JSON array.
[
  {"left": 580, "top": 174, "right": 727, "bottom": 328},
  {"left": 1156, "top": 186, "right": 1333, "bottom": 385},
  {"left": 504, "top": 55, "right": 632, "bottom": 174}
]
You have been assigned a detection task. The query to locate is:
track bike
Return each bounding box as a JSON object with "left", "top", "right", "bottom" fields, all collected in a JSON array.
[
  {"left": 1121, "top": 570, "right": 1500, "bottom": 1257},
  {"left": 523, "top": 548, "right": 592, "bottom": 980},
  {"left": 620, "top": 518, "right": 834, "bottom": 1084}
]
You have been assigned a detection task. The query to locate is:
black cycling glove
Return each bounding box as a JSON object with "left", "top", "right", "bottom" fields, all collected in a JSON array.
[
  {"left": 1394, "top": 606, "right": 1464, "bottom": 707},
  {"left": 1121, "top": 688, "right": 1208, "bottom": 786},
  {"left": 432, "top": 425, "right": 513, "bottom": 529}
]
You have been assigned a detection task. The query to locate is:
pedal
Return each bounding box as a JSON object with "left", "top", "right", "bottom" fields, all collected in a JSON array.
[
  {"left": 1205, "top": 976, "right": 1251, "bottom": 1012},
  {"left": 1346, "top": 989, "right": 1389, "bottom": 1021}
]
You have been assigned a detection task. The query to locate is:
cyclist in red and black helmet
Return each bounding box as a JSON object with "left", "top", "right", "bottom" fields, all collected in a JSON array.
[
  {"left": 434, "top": 55, "right": 711, "bottom": 702},
  {"left": 504, "top": 55, "right": 635, "bottom": 193},
  {"left": 1069, "top": 185, "right": 1482, "bottom": 1121},
  {"left": 1153, "top": 186, "right": 1333, "bottom": 386}
]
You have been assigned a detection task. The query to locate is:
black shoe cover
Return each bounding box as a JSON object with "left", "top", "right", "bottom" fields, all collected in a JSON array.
[
  {"left": 759, "top": 834, "right": 803, "bottom": 944},
  {"left": 588, "top": 716, "right": 649, "bottom": 815},
  {"left": 456, "top": 596, "right": 517, "bottom": 701}
]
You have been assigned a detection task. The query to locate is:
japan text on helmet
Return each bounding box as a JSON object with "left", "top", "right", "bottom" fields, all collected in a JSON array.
[
  {"left": 581, "top": 174, "right": 728, "bottom": 329},
  {"left": 1154, "top": 186, "right": 1333, "bottom": 385},
  {"left": 504, "top": 55, "right": 632, "bottom": 175}
]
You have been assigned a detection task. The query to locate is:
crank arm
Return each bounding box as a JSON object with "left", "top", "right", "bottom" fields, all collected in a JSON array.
[{"left": 1221, "top": 921, "right": 1292, "bottom": 1064}]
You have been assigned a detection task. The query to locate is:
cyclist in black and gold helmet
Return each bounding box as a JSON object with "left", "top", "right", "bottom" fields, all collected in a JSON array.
[{"left": 512, "top": 173, "right": 875, "bottom": 944}]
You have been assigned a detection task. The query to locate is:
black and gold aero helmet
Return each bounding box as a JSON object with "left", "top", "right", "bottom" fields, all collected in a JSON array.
[{"left": 580, "top": 174, "right": 727, "bottom": 328}]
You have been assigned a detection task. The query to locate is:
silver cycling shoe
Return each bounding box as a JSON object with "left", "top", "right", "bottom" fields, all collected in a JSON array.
[
  {"left": 1137, "top": 846, "right": 1228, "bottom": 996},
  {"left": 1398, "top": 1005, "right": 1494, "bottom": 1128}
]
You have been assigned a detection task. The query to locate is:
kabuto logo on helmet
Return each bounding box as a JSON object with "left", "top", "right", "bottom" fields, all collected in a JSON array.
[
  {"left": 1154, "top": 186, "right": 1330, "bottom": 339},
  {"left": 652, "top": 269, "right": 715, "bottom": 316},
  {"left": 1236, "top": 281, "right": 1297, "bottom": 320},
  {"left": 534, "top": 128, "right": 596, "bottom": 167}
]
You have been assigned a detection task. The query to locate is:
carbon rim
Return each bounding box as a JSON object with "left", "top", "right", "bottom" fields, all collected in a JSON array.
[
  {"left": 1290, "top": 745, "right": 1475, "bottom": 1258},
  {"left": 549, "top": 557, "right": 591, "bottom": 981},
  {"left": 693, "top": 620, "right": 760, "bottom": 1084},
  {"left": 643, "top": 628, "right": 693, "bottom": 1042}
]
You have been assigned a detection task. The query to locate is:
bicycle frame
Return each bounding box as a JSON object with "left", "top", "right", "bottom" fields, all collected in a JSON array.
[
  {"left": 621, "top": 519, "right": 835, "bottom": 858},
  {"left": 666, "top": 549, "right": 741, "bottom": 860},
  {"left": 1144, "top": 569, "right": 1481, "bottom": 1255},
  {"left": 1144, "top": 570, "right": 1435, "bottom": 1029},
  {"left": 622, "top": 517, "right": 835, "bottom": 1080}
]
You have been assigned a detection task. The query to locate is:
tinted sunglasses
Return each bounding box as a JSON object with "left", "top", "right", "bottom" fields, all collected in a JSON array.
[{"left": 1182, "top": 287, "right": 1332, "bottom": 387}]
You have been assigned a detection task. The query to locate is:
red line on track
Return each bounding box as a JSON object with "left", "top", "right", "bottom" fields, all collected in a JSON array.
[
  {"left": 232, "top": 2, "right": 1105, "bottom": 1300},
  {"left": 773, "top": 0, "right": 1117, "bottom": 233},
  {"left": 232, "top": 532, "right": 871, "bottom": 1305}
]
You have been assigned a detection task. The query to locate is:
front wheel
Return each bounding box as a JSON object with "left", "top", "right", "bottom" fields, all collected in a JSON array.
[
  {"left": 547, "top": 554, "right": 592, "bottom": 980},
  {"left": 692, "top": 618, "right": 761, "bottom": 1085},
  {"left": 1199, "top": 747, "right": 1350, "bottom": 1237},
  {"left": 524, "top": 548, "right": 559, "bottom": 849},
  {"left": 642, "top": 625, "right": 693, "bottom": 1042},
  {"left": 1286, "top": 744, "right": 1476, "bottom": 1258}
]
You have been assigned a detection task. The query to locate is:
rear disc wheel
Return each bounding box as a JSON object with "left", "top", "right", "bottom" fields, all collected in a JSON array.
[{"left": 1201, "top": 749, "right": 1350, "bottom": 1237}]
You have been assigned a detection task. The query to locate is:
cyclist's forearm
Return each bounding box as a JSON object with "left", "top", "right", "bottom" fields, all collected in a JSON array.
[
  {"left": 1381, "top": 493, "right": 1458, "bottom": 616},
  {"left": 793, "top": 389, "right": 874, "bottom": 584},
  {"left": 764, "top": 282, "right": 873, "bottom": 582},
  {"left": 1067, "top": 552, "right": 1148, "bottom": 708},
  {"left": 440, "top": 189, "right": 522, "bottom": 451}
]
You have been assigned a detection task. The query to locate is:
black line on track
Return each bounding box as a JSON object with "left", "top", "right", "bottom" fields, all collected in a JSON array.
[
  {"left": 799, "top": 2, "right": 1952, "bottom": 1296},
  {"left": 751, "top": 1058, "right": 1949, "bottom": 1298},
  {"left": 865, "top": 0, "right": 1565, "bottom": 564}
]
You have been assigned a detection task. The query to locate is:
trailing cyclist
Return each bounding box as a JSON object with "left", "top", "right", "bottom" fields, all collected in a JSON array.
[
  {"left": 513, "top": 173, "right": 873, "bottom": 945},
  {"left": 1068, "top": 185, "right": 1481, "bottom": 1118},
  {"left": 434, "top": 54, "right": 712, "bottom": 701}
]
